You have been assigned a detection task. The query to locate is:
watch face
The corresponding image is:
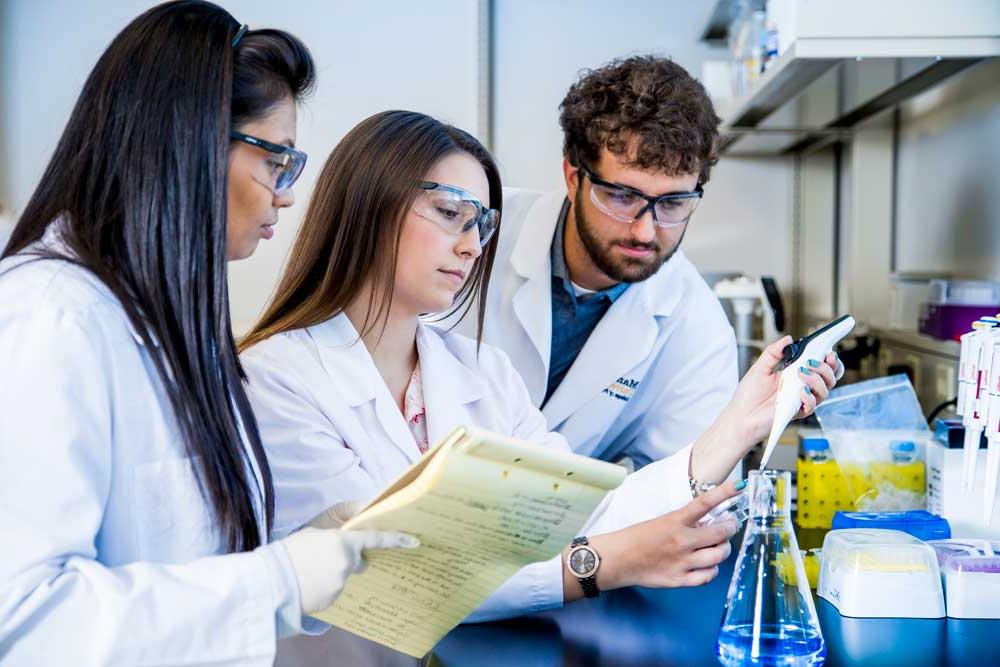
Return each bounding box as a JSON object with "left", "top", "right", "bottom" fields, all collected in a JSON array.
[{"left": 570, "top": 546, "right": 597, "bottom": 576}]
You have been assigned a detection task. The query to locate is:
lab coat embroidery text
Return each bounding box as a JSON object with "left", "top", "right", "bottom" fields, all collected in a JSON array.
[{"left": 603, "top": 377, "right": 640, "bottom": 402}]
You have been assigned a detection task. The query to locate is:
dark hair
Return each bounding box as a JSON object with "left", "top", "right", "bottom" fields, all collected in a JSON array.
[
  {"left": 240, "top": 110, "right": 501, "bottom": 351},
  {"left": 559, "top": 55, "right": 721, "bottom": 185},
  {"left": 1, "top": 1, "right": 315, "bottom": 551}
]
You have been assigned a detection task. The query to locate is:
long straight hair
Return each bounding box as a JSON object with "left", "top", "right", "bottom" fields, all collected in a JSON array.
[
  {"left": 2, "top": 1, "right": 315, "bottom": 551},
  {"left": 240, "top": 110, "right": 502, "bottom": 351}
]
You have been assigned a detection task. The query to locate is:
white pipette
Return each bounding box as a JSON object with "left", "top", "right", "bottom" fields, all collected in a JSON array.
[
  {"left": 956, "top": 328, "right": 976, "bottom": 429},
  {"left": 759, "top": 315, "right": 856, "bottom": 470},
  {"left": 957, "top": 327, "right": 980, "bottom": 488},
  {"left": 960, "top": 320, "right": 998, "bottom": 491},
  {"left": 983, "top": 324, "right": 1000, "bottom": 525}
]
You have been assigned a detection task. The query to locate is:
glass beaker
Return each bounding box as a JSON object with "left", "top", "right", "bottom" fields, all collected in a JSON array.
[{"left": 716, "top": 470, "right": 825, "bottom": 667}]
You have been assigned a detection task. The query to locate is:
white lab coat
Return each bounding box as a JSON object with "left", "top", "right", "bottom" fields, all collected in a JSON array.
[
  {"left": 0, "top": 229, "right": 301, "bottom": 666},
  {"left": 241, "top": 313, "right": 697, "bottom": 641},
  {"left": 455, "top": 188, "right": 739, "bottom": 468}
]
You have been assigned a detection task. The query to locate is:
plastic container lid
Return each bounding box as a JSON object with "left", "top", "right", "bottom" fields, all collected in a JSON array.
[
  {"left": 929, "top": 541, "right": 980, "bottom": 568},
  {"left": 933, "top": 418, "right": 987, "bottom": 450},
  {"left": 946, "top": 557, "right": 1000, "bottom": 574},
  {"left": 930, "top": 279, "right": 1000, "bottom": 305},
  {"left": 818, "top": 529, "right": 946, "bottom": 618},
  {"left": 822, "top": 529, "right": 938, "bottom": 573},
  {"left": 927, "top": 539, "right": 1000, "bottom": 619},
  {"left": 929, "top": 539, "right": 1000, "bottom": 572},
  {"left": 801, "top": 437, "right": 830, "bottom": 452},
  {"left": 831, "top": 510, "right": 951, "bottom": 541}
]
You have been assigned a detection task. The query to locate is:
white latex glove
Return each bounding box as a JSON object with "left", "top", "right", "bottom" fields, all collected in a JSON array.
[
  {"left": 281, "top": 527, "right": 418, "bottom": 615},
  {"left": 306, "top": 499, "right": 369, "bottom": 530}
]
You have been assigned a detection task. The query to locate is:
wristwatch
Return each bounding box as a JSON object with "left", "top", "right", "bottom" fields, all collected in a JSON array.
[{"left": 566, "top": 536, "right": 601, "bottom": 598}]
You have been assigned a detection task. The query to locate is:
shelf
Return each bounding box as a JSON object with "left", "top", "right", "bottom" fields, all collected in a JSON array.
[
  {"left": 700, "top": 0, "right": 765, "bottom": 45},
  {"left": 870, "top": 327, "right": 960, "bottom": 361},
  {"left": 719, "top": 33, "right": 1000, "bottom": 155}
]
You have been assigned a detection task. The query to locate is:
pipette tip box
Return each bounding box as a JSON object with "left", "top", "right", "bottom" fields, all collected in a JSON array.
[
  {"left": 831, "top": 510, "right": 951, "bottom": 541},
  {"left": 817, "top": 529, "right": 945, "bottom": 618},
  {"left": 929, "top": 539, "right": 1000, "bottom": 619}
]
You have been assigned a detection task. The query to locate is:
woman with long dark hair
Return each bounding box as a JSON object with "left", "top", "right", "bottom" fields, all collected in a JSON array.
[
  {"left": 239, "top": 109, "right": 840, "bottom": 656},
  {"left": 0, "top": 3, "right": 412, "bottom": 664}
]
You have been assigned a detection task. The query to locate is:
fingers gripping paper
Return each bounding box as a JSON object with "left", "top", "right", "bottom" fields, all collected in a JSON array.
[{"left": 313, "top": 426, "right": 626, "bottom": 657}]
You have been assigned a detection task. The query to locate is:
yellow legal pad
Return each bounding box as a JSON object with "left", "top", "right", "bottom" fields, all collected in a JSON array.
[{"left": 313, "top": 426, "right": 627, "bottom": 657}]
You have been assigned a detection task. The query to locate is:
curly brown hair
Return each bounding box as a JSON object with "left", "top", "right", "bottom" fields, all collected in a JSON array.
[{"left": 559, "top": 55, "right": 721, "bottom": 185}]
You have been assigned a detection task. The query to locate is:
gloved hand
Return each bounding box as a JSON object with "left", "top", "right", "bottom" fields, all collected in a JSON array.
[
  {"left": 281, "top": 527, "right": 418, "bottom": 615},
  {"left": 306, "top": 499, "right": 369, "bottom": 530}
]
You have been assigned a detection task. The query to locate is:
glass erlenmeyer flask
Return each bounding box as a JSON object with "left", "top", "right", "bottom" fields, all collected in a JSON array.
[{"left": 716, "top": 470, "right": 825, "bottom": 667}]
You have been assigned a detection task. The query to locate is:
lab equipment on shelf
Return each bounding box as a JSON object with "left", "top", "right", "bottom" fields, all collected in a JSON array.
[
  {"left": 713, "top": 275, "right": 785, "bottom": 378},
  {"left": 920, "top": 279, "right": 1000, "bottom": 341}
]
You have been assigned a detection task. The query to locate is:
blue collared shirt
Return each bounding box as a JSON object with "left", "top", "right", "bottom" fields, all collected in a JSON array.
[{"left": 545, "top": 200, "right": 629, "bottom": 405}]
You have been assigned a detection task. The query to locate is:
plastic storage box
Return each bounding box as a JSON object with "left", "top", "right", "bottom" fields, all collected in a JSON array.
[
  {"left": 831, "top": 510, "right": 951, "bottom": 541},
  {"left": 796, "top": 436, "right": 854, "bottom": 529},
  {"left": 929, "top": 539, "right": 1000, "bottom": 619},
  {"left": 817, "top": 529, "right": 945, "bottom": 618}
]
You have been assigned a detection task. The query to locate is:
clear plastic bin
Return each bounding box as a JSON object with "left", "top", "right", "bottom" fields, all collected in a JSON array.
[
  {"left": 817, "top": 529, "right": 944, "bottom": 618},
  {"left": 929, "top": 539, "right": 1000, "bottom": 619},
  {"left": 814, "top": 375, "right": 929, "bottom": 510}
]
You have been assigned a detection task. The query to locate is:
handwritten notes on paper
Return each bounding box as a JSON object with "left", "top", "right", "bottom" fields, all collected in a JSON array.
[{"left": 312, "top": 427, "right": 626, "bottom": 657}]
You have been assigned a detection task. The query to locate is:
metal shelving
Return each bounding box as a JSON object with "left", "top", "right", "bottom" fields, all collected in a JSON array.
[{"left": 715, "top": 12, "right": 1000, "bottom": 155}]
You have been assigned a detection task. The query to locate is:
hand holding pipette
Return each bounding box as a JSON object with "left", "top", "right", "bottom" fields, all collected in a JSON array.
[
  {"left": 759, "top": 315, "right": 855, "bottom": 470},
  {"left": 689, "top": 336, "right": 841, "bottom": 484}
]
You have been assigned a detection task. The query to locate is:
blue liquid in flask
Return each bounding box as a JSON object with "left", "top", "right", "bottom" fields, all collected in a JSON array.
[
  {"left": 717, "top": 623, "right": 825, "bottom": 667},
  {"left": 715, "top": 470, "right": 825, "bottom": 667}
]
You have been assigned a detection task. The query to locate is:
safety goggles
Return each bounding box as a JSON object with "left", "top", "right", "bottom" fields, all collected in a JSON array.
[
  {"left": 414, "top": 182, "right": 499, "bottom": 247},
  {"left": 580, "top": 165, "right": 703, "bottom": 228},
  {"left": 230, "top": 130, "right": 308, "bottom": 194}
]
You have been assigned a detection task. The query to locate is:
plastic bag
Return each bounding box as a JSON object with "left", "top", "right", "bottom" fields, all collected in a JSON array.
[{"left": 814, "top": 375, "right": 928, "bottom": 510}]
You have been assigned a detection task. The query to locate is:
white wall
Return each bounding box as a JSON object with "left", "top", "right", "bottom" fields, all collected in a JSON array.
[
  {"left": 1, "top": 0, "right": 484, "bottom": 332},
  {"left": 3, "top": 0, "right": 797, "bottom": 329},
  {"left": 895, "top": 58, "right": 1000, "bottom": 282},
  {"left": 492, "top": 0, "right": 795, "bottom": 290}
]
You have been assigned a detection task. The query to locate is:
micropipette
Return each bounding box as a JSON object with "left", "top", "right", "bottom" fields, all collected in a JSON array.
[
  {"left": 957, "top": 328, "right": 976, "bottom": 432},
  {"left": 759, "top": 314, "right": 856, "bottom": 470},
  {"left": 984, "top": 323, "right": 1000, "bottom": 525},
  {"left": 960, "top": 320, "right": 998, "bottom": 491},
  {"left": 957, "top": 327, "right": 980, "bottom": 488}
]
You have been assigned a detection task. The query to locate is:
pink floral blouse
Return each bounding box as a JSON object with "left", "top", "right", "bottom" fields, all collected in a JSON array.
[{"left": 403, "top": 360, "right": 430, "bottom": 454}]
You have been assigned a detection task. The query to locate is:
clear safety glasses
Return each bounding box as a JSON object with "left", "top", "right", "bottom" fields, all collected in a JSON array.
[
  {"left": 580, "top": 165, "right": 703, "bottom": 228},
  {"left": 414, "top": 181, "right": 499, "bottom": 247},
  {"left": 230, "top": 130, "right": 308, "bottom": 194}
]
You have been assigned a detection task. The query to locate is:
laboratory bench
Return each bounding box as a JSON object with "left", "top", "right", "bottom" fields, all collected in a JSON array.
[
  {"left": 292, "top": 543, "right": 1000, "bottom": 666},
  {"left": 434, "top": 554, "right": 1000, "bottom": 667}
]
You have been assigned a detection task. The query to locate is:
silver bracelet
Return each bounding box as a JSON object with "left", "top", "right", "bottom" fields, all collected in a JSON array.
[{"left": 689, "top": 477, "right": 717, "bottom": 497}]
